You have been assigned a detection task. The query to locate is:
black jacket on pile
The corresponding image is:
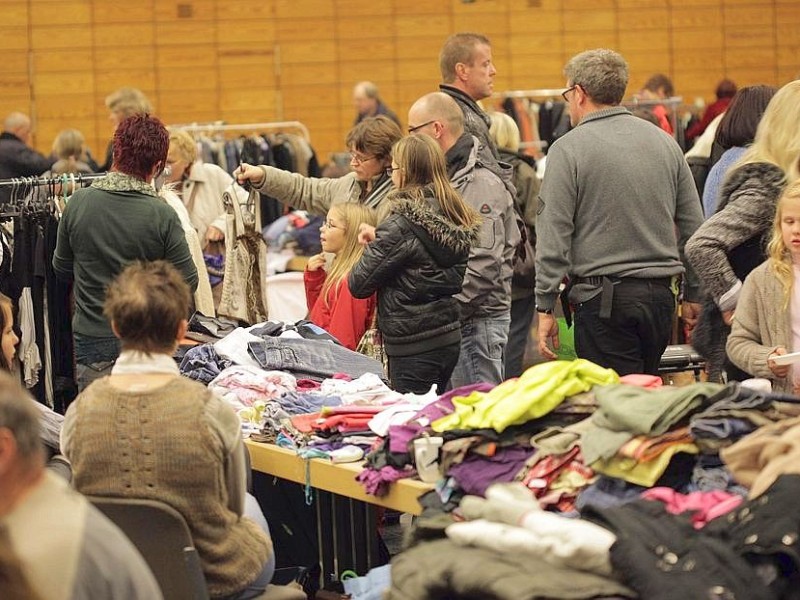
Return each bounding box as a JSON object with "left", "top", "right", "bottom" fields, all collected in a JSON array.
[{"left": 349, "top": 191, "right": 479, "bottom": 356}]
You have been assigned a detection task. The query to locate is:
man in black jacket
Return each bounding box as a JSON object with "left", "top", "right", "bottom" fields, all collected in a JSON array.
[
  {"left": 0, "top": 112, "right": 54, "bottom": 204},
  {"left": 438, "top": 33, "right": 499, "bottom": 158}
]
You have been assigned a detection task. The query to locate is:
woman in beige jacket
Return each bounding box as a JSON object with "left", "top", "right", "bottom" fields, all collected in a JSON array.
[{"left": 235, "top": 115, "right": 402, "bottom": 215}]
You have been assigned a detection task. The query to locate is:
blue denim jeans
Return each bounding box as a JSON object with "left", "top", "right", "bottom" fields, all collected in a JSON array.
[
  {"left": 448, "top": 313, "right": 510, "bottom": 388},
  {"left": 247, "top": 338, "right": 384, "bottom": 381},
  {"left": 73, "top": 334, "right": 120, "bottom": 392}
]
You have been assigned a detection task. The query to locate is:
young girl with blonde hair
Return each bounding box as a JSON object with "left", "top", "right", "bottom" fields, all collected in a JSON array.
[
  {"left": 727, "top": 180, "right": 800, "bottom": 393},
  {"left": 304, "top": 202, "right": 378, "bottom": 350},
  {"left": 348, "top": 134, "right": 480, "bottom": 394}
]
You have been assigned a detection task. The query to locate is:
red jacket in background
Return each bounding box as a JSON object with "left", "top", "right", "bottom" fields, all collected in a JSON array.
[{"left": 685, "top": 97, "right": 732, "bottom": 143}]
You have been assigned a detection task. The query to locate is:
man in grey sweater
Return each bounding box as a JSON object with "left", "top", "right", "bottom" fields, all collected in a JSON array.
[{"left": 535, "top": 49, "right": 703, "bottom": 376}]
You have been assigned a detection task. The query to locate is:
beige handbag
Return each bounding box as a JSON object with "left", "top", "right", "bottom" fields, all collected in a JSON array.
[
  {"left": 217, "top": 189, "right": 269, "bottom": 324},
  {"left": 355, "top": 312, "right": 387, "bottom": 375}
]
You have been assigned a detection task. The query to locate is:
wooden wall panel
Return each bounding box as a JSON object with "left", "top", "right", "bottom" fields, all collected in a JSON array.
[
  {"left": 1, "top": 0, "right": 794, "bottom": 166},
  {"left": 93, "top": 24, "right": 154, "bottom": 47},
  {"left": 0, "top": 27, "right": 29, "bottom": 52},
  {"left": 671, "top": 6, "right": 722, "bottom": 27},
  {"left": 618, "top": 7, "right": 670, "bottom": 29},
  {"left": 508, "top": 9, "right": 562, "bottom": 33},
  {"left": 619, "top": 30, "right": 670, "bottom": 53},
  {"left": 94, "top": 48, "right": 156, "bottom": 72},
  {"left": 30, "top": 26, "right": 93, "bottom": 50},
  {"left": 92, "top": 3, "right": 153, "bottom": 23},
  {"left": 0, "top": 2, "right": 29, "bottom": 25}
]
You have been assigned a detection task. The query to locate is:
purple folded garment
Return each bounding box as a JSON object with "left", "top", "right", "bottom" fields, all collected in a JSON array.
[{"left": 447, "top": 445, "right": 534, "bottom": 497}]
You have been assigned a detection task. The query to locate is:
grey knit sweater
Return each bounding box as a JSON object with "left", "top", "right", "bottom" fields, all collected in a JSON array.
[{"left": 535, "top": 107, "right": 703, "bottom": 310}]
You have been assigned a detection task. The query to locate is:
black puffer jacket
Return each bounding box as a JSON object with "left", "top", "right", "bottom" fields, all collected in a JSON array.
[{"left": 349, "top": 193, "right": 479, "bottom": 356}]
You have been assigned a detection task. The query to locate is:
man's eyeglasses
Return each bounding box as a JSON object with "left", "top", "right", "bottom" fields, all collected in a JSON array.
[
  {"left": 561, "top": 85, "right": 578, "bottom": 102},
  {"left": 349, "top": 153, "right": 375, "bottom": 165},
  {"left": 408, "top": 120, "right": 436, "bottom": 134},
  {"left": 321, "top": 219, "right": 345, "bottom": 230},
  {"left": 385, "top": 166, "right": 401, "bottom": 177}
]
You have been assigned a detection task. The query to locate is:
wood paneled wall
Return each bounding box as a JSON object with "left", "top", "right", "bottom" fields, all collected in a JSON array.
[{"left": 1, "top": 0, "right": 798, "bottom": 163}]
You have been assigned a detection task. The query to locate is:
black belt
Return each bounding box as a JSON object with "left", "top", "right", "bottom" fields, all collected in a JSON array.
[
  {"left": 572, "top": 276, "right": 673, "bottom": 319},
  {"left": 573, "top": 275, "right": 673, "bottom": 286}
]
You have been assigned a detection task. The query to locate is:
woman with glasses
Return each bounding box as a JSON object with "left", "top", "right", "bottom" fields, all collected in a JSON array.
[
  {"left": 348, "top": 135, "right": 481, "bottom": 394},
  {"left": 235, "top": 116, "right": 402, "bottom": 215},
  {"left": 304, "top": 203, "right": 378, "bottom": 350}
]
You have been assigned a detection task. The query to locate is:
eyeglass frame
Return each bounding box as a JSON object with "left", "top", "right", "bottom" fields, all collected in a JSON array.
[
  {"left": 407, "top": 120, "right": 436, "bottom": 134},
  {"left": 321, "top": 219, "right": 345, "bottom": 230},
  {"left": 561, "top": 84, "right": 579, "bottom": 102},
  {"left": 384, "top": 166, "right": 401, "bottom": 177},
  {"left": 349, "top": 152, "right": 376, "bottom": 165}
]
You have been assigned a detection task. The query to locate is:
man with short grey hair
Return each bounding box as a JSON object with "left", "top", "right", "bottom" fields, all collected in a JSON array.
[
  {"left": 535, "top": 48, "right": 703, "bottom": 376},
  {"left": 0, "top": 372, "right": 162, "bottom": 600},
  {"left": 352, "top": 81, "right": 401, "bottom": 127}
]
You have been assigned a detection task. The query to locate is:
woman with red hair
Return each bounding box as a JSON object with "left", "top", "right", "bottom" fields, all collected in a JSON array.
[{"left": 53, "top": 113, "right": 198, "bottom": 391}]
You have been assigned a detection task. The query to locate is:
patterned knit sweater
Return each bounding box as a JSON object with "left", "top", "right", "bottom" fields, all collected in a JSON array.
[{"left": 65, "top": 376, "right": 271, "bottom": 598}]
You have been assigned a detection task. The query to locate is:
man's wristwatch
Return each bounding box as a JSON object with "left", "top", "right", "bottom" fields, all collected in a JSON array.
[{"left": 536, "top": 306, "right": 553, "bottom": 314}]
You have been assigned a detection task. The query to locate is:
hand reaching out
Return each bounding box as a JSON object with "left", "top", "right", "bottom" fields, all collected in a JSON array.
[{"left": 233, "top": 163, "right": 265, "bottom": 188}]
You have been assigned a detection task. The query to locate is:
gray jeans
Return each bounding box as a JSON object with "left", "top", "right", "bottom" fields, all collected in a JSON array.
[
  {"left": 75, "top": 360, "right": 115, "bottom": 392},
  {"left": 247, "top": 338, "right": 384, "bottom": 381},
  {"left": 449, "top": 314, "right": 510, "bottom": 388}
]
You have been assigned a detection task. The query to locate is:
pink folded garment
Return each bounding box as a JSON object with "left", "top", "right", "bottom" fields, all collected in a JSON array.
[
  {"left": 321, "top": 405, "right": 385, "bottom": 416},
  {"left": 620, "top": 374, "right": 663, "bottom": 389}
]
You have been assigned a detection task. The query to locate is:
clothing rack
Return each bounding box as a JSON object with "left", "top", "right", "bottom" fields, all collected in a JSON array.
[
  {"left": 490, "top": 88, "right": 569, "bottom": 156},
  {"left": 0, "top": 173, "right": 108, "bottom": 218},
  {"left": 0, "top": 173, "right": 108, "bottom": 188},
  {"left": 492, "top": 88, "right": 568, "bottom": 100},
  {"left": 169, "top": 120, "right": 310, "bottom": 142}
]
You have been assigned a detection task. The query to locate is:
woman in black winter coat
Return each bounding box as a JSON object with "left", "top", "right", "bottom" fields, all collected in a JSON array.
[{"left": 348, "top": 134, "right": 480, "bottom": 394}]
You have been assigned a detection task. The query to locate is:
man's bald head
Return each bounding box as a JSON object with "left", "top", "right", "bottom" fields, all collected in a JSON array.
[
  {"left": 4, "top": 113, "right": 32, "bottom": 145},
  {"left": 408, "top": 93, "right": 464, "bottom": 152}
]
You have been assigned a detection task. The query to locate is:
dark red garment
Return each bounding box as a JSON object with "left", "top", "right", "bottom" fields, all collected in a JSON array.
[
  {"left": 304, "top": 268, "right": 376, "bottom": 351},
  {"left": 685, "top": 97, "right": 732, "bottom": 142}
]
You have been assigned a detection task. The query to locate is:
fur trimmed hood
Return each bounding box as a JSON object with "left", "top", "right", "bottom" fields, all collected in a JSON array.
[{"left": 391, "top": 195, "right": 480, "bottom": 267}]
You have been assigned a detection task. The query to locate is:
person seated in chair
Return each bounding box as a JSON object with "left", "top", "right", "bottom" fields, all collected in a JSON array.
[
  {"left": 61, "top": 260, "right": 275, "bottom": 600},
  {"left": 0, "top": 371, "right": 161, "bottom": 600}
]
